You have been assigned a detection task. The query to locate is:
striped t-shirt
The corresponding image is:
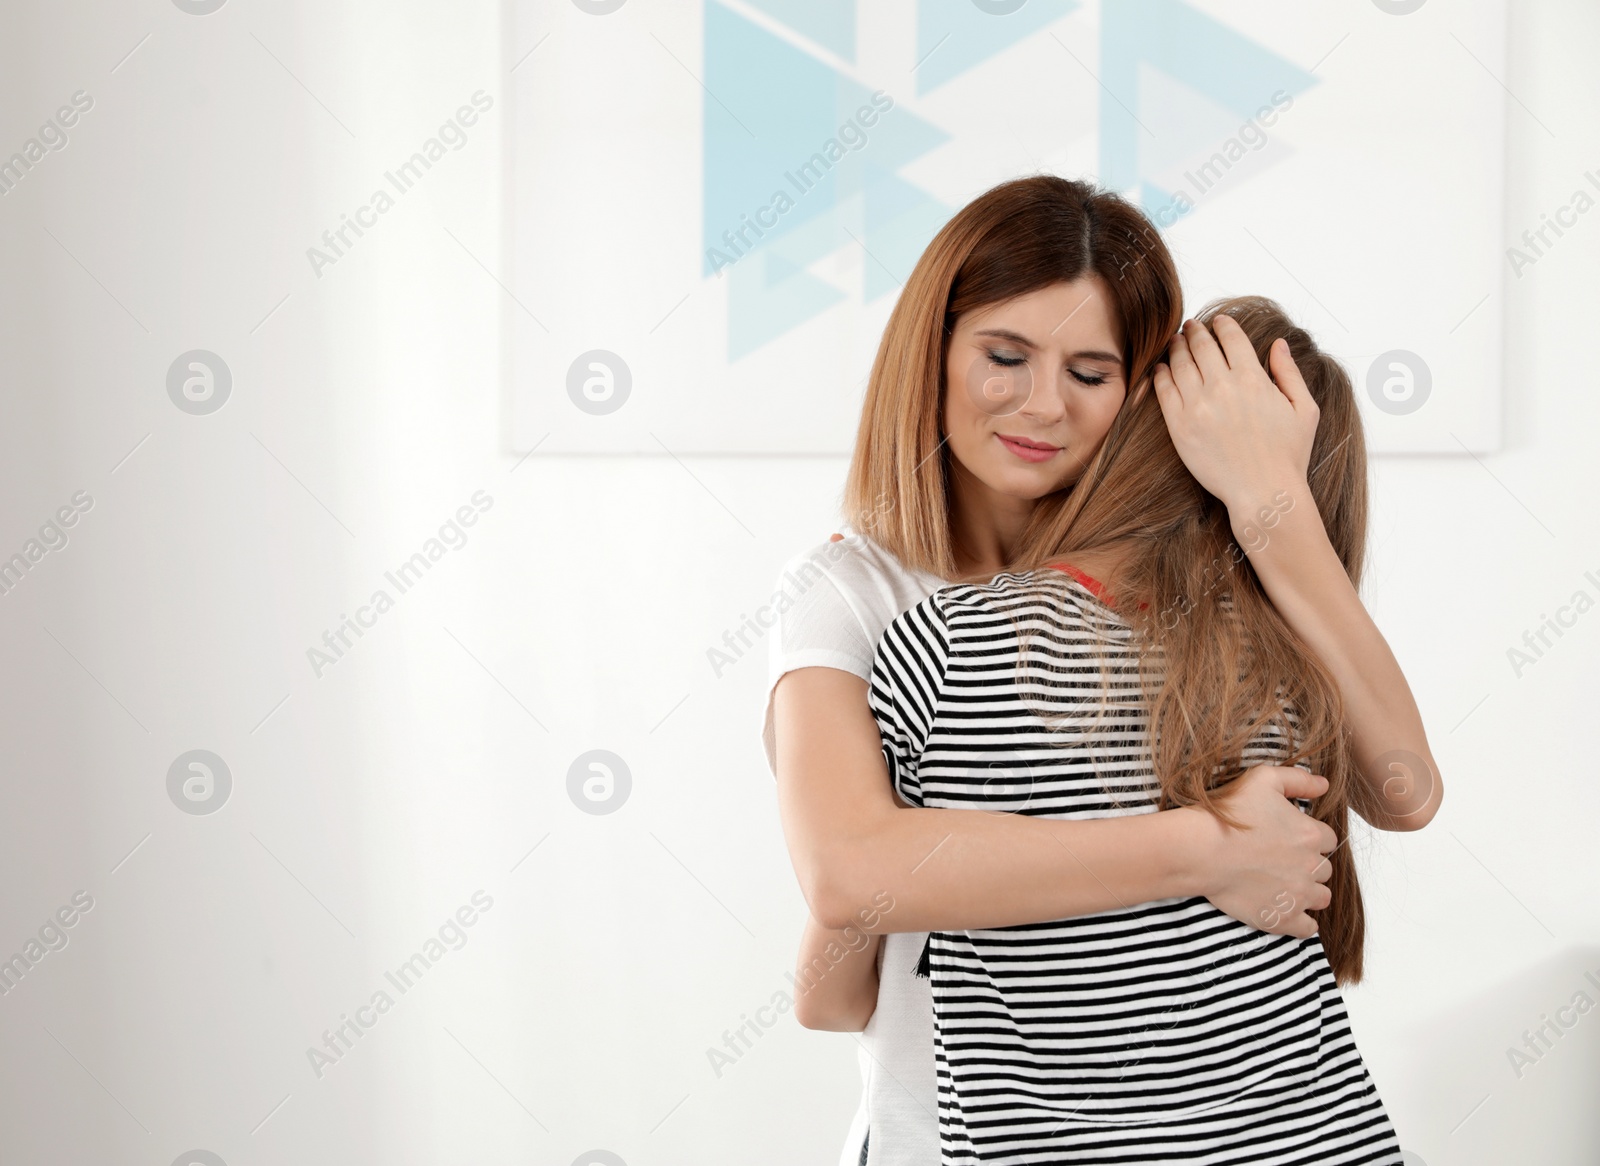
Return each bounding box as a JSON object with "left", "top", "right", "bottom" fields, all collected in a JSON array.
[{"left": 868, "top": 566, "right": 1403, "bottom": 1165}]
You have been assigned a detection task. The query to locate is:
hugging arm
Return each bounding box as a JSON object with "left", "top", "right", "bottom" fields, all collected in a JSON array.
[
  {"left": 1155, "top": 316, "right": 1443, "bottom": 831},
  {"left": 774, "top": 666, "right": 1337, "bottom": 939}
]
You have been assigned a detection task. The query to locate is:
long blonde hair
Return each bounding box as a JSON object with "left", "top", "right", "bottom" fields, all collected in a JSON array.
[
  {"left": 844, "top": 175, "right": 1183, "bottom": 578},
  {"left": 1014, "top": 295, "right": 1374, "bottom": 984}
]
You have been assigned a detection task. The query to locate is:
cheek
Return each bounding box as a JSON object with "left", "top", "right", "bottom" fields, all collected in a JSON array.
[
  {"left": 940, "top": 391, "right": 979, "bottom": 463},
  {"left": 942, "top": 373, "right": 988, "bottom": 447},
  {"left": 1069, "top": 390, "right": 1125, "bottom": 446}
]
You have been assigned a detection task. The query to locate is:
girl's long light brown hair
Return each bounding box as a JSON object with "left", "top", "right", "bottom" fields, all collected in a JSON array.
[
  {"left": 1014, "top": 295, "right": 1375, "bottom": 984},
  {"left": 844, "top": 175, "right": 1183, "bottom": 578}
]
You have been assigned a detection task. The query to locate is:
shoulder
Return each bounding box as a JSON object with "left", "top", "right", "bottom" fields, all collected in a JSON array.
[
  {"left": 775, "top": 531, "right": 941, "bottom": 627},
  {"left": 889, "top": 570, "right": 1123, "bottom": 669},
  {"left": 778, "top": 530, "right": 933, "bottom": 590},
  {"left": 923, "top": 568, "right": 1096, "bottom": 630},
  {"left": 876, "top": 569, "right": 1046, "bottom": 659}
]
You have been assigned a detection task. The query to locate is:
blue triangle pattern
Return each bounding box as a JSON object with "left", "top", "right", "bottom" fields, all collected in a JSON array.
[
  {"left": 727, "top": 249, "right": 847, "bottom": 360},
  {"left": 704, "top": 0, "right": 953, "bottom": 357},
  {"left": 703, "top": 1, "right": 841, "bottom": 275},
  {"left": 864, "top": 192, "right": 951, "bottom": 302},
  {"left": 1100, "top": 0, "right": 1318, "bottom": 203},
  {"left": 1139, "top": 180, "right": 1193, "bottom": 227},
  {"left": 743, "top": 0, "right": 857, "bottom": 61},
  {"left": 914, "top": 0, "right": 1080, "bottom": 96}
]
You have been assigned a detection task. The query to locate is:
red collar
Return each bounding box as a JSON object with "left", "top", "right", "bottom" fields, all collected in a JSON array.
[
  {"left": 1044, "top": 561, "right": 1112, "bottom": 604},
  {"left": 1042, "top": 562, "right": 1147, "bottom": 612}
]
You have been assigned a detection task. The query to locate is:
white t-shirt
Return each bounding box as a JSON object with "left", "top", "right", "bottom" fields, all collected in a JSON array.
[{"left": 762, "top": 529, "right": 944, "bottom": 1166}]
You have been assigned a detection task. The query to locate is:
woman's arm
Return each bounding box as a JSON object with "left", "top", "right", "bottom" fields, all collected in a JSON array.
[
  {"left": 775, "top": 666, "right": 1340, "bottom": 936},
  {"left": 1156, "top": 316, "right": 1443, "bottom": 832},
  {"left": 1230, "top": 484, "right": 1440, "bottom": 831},
  {"left": 792, "top": 914, "right": 882, "bottom": 1032}
]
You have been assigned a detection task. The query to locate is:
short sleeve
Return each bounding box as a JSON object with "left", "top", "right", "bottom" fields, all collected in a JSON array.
[
  {"left": 867, "top": 594, "right": 951, "bottom": 808},
  {"left": 759, "top": 546, "right": 878, "bottom": 775},
  {"left": 760, "top": 535, "right": 943, "bottom": 776},
  {"left": 768, "top": 570, "right": 876, "bottom": 684}
]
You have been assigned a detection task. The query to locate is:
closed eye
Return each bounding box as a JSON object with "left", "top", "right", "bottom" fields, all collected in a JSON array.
[
  {"left": 1071, "top": 369, "right": 1109, "bottom": 386},
  {"left": 985, "top": 348, "right": 1027, "bottom": 367}
]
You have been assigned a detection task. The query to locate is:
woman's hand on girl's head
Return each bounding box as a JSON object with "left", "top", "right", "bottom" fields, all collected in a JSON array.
[{"left": 1151, "top": 315, "right": 1320, "bottom": 515}]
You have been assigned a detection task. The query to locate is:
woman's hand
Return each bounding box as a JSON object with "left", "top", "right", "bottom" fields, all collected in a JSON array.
[
  {"left": 1178, "top": 765, "right": 1338, "bottom": 939},
  {"left": 1152, "top": 315, "right": 1319, "bottom": 517}
]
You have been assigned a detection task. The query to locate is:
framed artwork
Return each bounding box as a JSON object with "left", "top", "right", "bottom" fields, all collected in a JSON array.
[{"left": 510, "top": 0, "right": 1507, "bottom": 455}]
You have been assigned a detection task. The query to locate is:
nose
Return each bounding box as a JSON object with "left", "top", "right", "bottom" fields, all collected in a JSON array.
[{"left": 1015, "top": 365, "right": 1068, "bottom": 425}]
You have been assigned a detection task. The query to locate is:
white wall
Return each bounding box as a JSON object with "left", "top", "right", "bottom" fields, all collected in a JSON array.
[{"left": 0, "top": 1, "right": 1593, "bottom": 1164}]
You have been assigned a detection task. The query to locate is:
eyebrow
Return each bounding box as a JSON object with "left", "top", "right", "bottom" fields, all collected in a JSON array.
[{"left": 973, "top": 328, "right": 1122, "bottom": 366}]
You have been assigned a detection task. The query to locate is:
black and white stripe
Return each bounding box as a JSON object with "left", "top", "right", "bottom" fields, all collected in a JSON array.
[{"left": 869, "top": 570, "right": 1403, "bottom": 1165}]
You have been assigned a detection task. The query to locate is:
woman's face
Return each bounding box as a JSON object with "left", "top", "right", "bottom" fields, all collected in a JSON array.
[{"left": 943, "top": 277, "right": 1129, "bottom": 503}]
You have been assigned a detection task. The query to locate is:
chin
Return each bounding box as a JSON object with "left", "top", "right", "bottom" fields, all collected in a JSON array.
[{"left": 988, "top": 462, "right": 1068, "bottom": 500}]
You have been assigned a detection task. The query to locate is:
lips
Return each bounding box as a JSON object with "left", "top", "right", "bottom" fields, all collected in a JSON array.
[{"left": 996, "top": 433, "right": 1061, "bottom": 463}]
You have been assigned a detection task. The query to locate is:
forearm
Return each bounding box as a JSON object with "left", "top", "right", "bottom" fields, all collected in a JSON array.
[
  {"left": 775, "top": 667, "right": 1211, "bottom": 935},
  {"left": 1230, "top": 483, "right": 1442, "bottom": 830},
  {"left": 787, "top": 798, "right": 1205, "bottom": 934},
  {"left": 792, "top": 914, "right": 881, "bottom": 1031}
]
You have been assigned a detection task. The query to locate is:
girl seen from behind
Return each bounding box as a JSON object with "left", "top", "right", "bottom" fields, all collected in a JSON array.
[{"left": 867, "top": 297, "right": 1434, "bottom": 1162}]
